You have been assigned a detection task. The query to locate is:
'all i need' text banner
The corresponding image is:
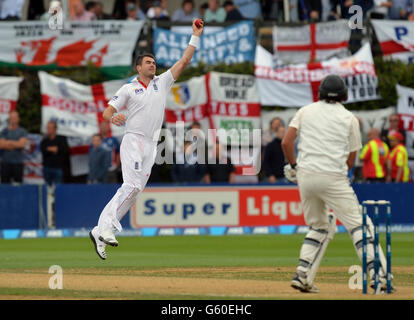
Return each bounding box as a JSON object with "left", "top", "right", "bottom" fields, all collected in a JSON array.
[{"left": 153, "top": 21, "right": 255, "bottom": 67}]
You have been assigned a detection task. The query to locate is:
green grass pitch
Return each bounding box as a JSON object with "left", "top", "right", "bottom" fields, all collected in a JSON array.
[{"left": 0, "top": 233, "right": 413, "bottom": 299}]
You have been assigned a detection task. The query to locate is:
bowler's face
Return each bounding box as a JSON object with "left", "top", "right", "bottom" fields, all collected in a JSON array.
[{"left": 138, "top": 57, "right": 156, "bottom": 79}]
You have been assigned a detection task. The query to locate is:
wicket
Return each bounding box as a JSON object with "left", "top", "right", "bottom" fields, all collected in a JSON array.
[{"left": 362, "top": 200, "right": 392, "bottom": 294}]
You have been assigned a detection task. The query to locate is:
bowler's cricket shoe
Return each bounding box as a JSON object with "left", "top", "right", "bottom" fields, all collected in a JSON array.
[
  {"left": 99, "top": 228, "right": 119, "bottom": 247},
  {"left": 89, "top": 227, "right": 107, "bottom": 260},
  {"left": 291, "top": 273, "right": 319, "bottom": 293}
]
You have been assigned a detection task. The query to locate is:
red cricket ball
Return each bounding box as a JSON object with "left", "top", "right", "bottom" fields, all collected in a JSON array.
[{"left": 194, "top": 19, "right": 203, "bottom": 28}]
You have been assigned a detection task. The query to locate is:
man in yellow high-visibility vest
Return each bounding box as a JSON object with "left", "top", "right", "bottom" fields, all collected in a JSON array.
[
  {"left": 360, "top": 128, "right": 389, "bottom": 182},
  {"left": 386, "top": 130, "right": 410, "bottom": 182}
]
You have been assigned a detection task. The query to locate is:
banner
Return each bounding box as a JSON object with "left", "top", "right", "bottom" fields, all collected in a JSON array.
[
  {"left": 273, "top": 20, "right": 351, "bottom": 65},
  {"left": 208, "top": 72, "right": 261, "bottom": 146},
  {"left": 131, "top": 187, "right": 240, "bottom": 227},
  {"left": 255, "top": 43, "right": 380, "bottom": 107},
  {"left": 129, "top": 186, "right": 305, "bottom": 229},
  {"left": 39, "top": 71, "right": 127, "bottom": 176},
  {"left": 396, "top": 85, "right": 414, "bottom": 164},
  {"left": 23, "top": 134, "right": 44, "bottom": 184},
  {"left": 0, "top": 21, "right": 143, "bottom": 68},
  {"left": 0, "top": 76, "right": 23, "bottom": 131},
  {"left": 164, "top": 74, "right": 210, "bottom": 154},
  {"left": 153, "top": 21, "right": 255, "bottom": 67},
  {"left": 371, "top": 20, "right": 414, "bottom": 64},
  {"left": 39, "top": 71, "right": 126, "bottom": 138}
]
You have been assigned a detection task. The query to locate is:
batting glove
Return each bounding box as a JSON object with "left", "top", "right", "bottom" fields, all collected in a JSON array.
[{"left": 284, "top": 163, "right": 298, "bottom": 183}]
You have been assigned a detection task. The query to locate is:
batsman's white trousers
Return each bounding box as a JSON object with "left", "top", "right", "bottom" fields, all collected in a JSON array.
[
  {"left": 96, "top": 133, "right": 157, "bottom": 234},
  {"left": 296, "top": 168, "right": 361, "bottom": 231}
]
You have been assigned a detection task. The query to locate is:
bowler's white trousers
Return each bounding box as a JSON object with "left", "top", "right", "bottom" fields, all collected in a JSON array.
[{"left": 96, "top": 133, "right": 157, "bottom": 234}]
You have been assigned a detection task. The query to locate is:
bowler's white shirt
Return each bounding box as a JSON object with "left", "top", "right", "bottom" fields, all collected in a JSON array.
[
  {"left": 109, "top": 70, "right": 175, "bottom": 141},
  {"left": 289, "top": 101, "right": 362, "bottom": 176}
]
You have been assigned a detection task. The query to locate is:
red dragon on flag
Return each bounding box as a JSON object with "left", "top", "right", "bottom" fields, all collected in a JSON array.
[{"left": 15, "top": 36, "right": 108, "bottom": 67}]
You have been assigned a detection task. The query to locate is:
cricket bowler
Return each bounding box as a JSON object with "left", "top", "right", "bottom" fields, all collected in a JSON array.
[
  {"left": 281, "top": 74, "right": 394, "bottom": 293},
  {"left": 89, "top": 19, "right": 204, "bottom": 260}
]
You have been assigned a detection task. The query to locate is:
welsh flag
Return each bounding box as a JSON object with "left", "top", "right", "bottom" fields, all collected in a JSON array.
[
  {"left": 255, "top": 43, "right": 381, "bottom": 107},
  {"left": 0, "top": 21, "right": 144, "bottom": 78},
  {"left": 371, "top": 20, "right": 414, "bottom": 64},
  {"left": 0, "top": 76, "right": 23, "bottom": 131},
  {"left": 273, "top": 20, "right": 351, "bottom": 65}
]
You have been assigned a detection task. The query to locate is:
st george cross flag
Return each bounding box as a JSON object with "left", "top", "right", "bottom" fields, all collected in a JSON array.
[
  {"left": 273, "top": 20, "right": 351, "bottom": 65},
  {"left": 396, "top": 84, "right": 414, "bottom": 160},
  {"left": 207, "top": 71, "right": 261, "bottom": 147},
  {"left": 39, "top": 71, "right": 126, "bottom": 138},
  {"left": 0, "top": 76, "right": 23, "bottom": 131},
  {"left": 39, "top": 71, "right": 126, "bottom": 176},
  {"left": 207, "top": 71, "right": 261, "bottom": 179},
  {"left": 255, "top": 43, "right": 380, "bottom": 107},
  {"left": 371, "top": 20, "right": 414, "bottom": 64}
]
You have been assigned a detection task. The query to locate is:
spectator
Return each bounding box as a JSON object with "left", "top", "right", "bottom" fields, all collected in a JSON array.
[
  {"left": 87, "top": 1, "right": 113, "bottom": 19},
  {"left": 0, "top": 110, "right": 28, "bottom": 184},
  {"left": 88, "top": 134, "right": 110, "bottom": 184},
  {"left": 381, "top": 113, "right": 406, "bottom": 148},
  {"left": 172, "top": 0, "right": 200, "bottom": 21},
  {"left": 126, "top": 0, "right": 139, "bottom": 19},
  {"left": 298, "top": 0, "right": 322, "bottom": 22},
  {"left": 262, "top": 116, "right": 285, "bottom": 147},
  {"left": 121, "top": 0, "right": 146, "bottom": 20},
  {"left": 234, "top": 0, "right": 262, "bottom": 19},
  {"left": 40, "top": 121, "right": 69, "bottom": 187},
  {"left": 388, "top": 0, "right": 412, "bottom": 19},
  {"left": 99, "top": 121, "right": 121, "bottom": 183},
  {"left": 359, "top": 128, "right": 389, "bottom": 183},
  {"left": 27, "top": 0, "right": 46, "bottom": 20},
  {"left": 386, "top": 130, "right": 410, "bottom": 182},
  {"left": 329, "top": 0, "right": 354, "bottom": 19},
  {"left": 204, "top": 0, "right": 227, "bottom": 22},
  {"left": 263, "top": 126, "right": 287, "bottom": 183},
  {"left": 188, "top": 121, "right": 208, "bottom": 164},
  {"left": 369, "top": 0, "right": 392, "bottom": 19},
  {"left": 147, "top": 0, "right": 169, "bottom": 19},
  {"left": 70, "top": 0, "right": 96, "bottom": 20},
  {"left": 171, "top": 141, "right": 206, "bottom": 183},
  {"left": 199, "top": 2, "right": 209, "bottom": 18},
  {"left": 0, "top": 0, "right": 24, "bottom": 20},
  {"left": 205, "top": 142, "right": 235, "bottom": 183},
  {"left": 223, "top": 0, "right": 244, "bottom": 20}
]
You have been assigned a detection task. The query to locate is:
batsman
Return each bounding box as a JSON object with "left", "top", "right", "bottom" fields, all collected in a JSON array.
[{"left": 282, "top": 74, "right": 395, "bottom": 293}]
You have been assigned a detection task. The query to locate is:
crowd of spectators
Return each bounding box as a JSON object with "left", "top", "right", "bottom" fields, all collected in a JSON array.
[
  {"left": 0, "top": 112, "right": 411, "bottom": 185},
  {"left": 1, "top": 0, "right": 412, "bottom": 23}
]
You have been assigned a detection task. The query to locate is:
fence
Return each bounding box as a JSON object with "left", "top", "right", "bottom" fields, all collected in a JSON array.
[{"left": 0, "top": 183, "right": 413, "bottom": 236}]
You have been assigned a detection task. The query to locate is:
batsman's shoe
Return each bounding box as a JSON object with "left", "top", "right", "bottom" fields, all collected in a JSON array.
[
  {"left": 291, "top": 274, "right": 319, "bottom": 293},
  {"left": 99, "top": 228, "right": 119, "bottom": 247},
  {"left": 89, "top": 227, "right": 107, "bottom": 260},
  {"left": 370, "top": 279, "right": 397, "bottom": 294}
]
